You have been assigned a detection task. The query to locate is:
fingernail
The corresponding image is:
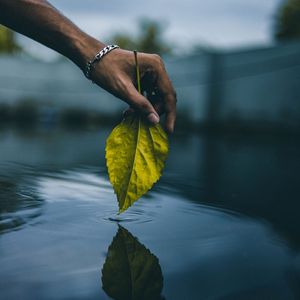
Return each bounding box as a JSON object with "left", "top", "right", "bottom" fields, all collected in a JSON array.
[
  {"left": 148, "top": 113, "right": 160, "bottom": 124},
  {"left": 166, "top": 126, "right": 174, "bottom": 134}
]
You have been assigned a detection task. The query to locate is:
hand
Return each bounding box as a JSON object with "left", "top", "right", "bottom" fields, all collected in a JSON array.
[
  {"left": 89, "top": 48, "right": 177, "bottom": 133},
  {"left": 0, "top": 1, "right": 176, "bottom": 132}
]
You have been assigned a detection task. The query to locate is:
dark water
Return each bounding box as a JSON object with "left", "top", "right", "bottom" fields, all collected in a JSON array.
[{"left": 1, "top": 128, "right": 300, "bottom": 300}]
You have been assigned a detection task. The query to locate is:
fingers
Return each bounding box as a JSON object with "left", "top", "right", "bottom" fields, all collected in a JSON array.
[
  {"left": 95, "top": 49, "right": 176, "bottom": 132},
  {"left": 164, "top": 94, "right": 177, "bottom": 133},
  {"left": 154, "top": 58, "right": 177, "bottom": 133},
  {"left": 125, "top": 82, "right": 160, "bottom": 125},
  {"left": 138, "top": 54, "right": 177, "bottom": 133},
  {"left": 123, "top": 102, "right": 164, "bottom": 119},
  {"left": 122, "top": 58, "right": 177, "bottom": 132}
]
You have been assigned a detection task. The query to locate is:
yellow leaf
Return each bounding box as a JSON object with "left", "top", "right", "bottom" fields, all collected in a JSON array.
[{"left": 105, "top": 115, "right": 168, "bottom": 213}]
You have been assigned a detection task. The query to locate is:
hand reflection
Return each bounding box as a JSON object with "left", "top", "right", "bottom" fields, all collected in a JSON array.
[{"left": 101, "top": 225, "right": 165, "bottom": 300}]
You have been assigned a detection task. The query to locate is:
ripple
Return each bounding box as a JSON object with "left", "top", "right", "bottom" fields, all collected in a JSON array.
[
  {"left": 107, "top": 216, "right": 141, "bottom": 223},
  {"left": 101, "top": 209, "right": 154, "bottom": 224},
  {"left": 1, "top": 165, "right": 252, "bottom": 233},
  {"left": 0, "top": 175, "right": 43, "bottom": 233}
]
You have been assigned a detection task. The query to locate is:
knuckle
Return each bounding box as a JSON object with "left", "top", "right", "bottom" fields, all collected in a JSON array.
[
  {"left": 140, "top": 100, "right": 151, "bottom": 111},
  {"left": 167, "top": 90, "right": 177, "bottom": 104},
  {"left": 152, "top": 53, "right": 162, "bottom": 61},
  {"left": 126, "top": 88, "right": 138, "bottom": 102},
  {"left": 151, "top": 54, "right": 164, "bottom": 68}
]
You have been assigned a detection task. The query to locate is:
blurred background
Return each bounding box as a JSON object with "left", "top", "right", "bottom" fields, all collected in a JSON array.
[
  {"left": 1, "top": 1, "right": 300, "bottom": 299},
  {"left": 0, "top": 0, "right": 300, "bottom": 133}
]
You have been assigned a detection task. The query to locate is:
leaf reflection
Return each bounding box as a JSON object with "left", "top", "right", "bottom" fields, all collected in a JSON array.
[{"left": 101, "top": 225, "right": 165, "bottom": 300}]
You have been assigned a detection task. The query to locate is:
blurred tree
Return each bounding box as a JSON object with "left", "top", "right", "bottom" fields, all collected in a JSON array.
[
  {"left": 0, "top": 25, "right": 21, "bottom": 54},
  {"left": 109, "top": 19, "right": 171, "bottom": 55},
  {"left": 275, "top": 0, "right": 300, "bottom": 41},
  {"left": 111, "top": 33, "right": 137, "bottom": 51}
]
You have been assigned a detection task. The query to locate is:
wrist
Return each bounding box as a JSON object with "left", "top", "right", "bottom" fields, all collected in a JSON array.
[{"left": 68, "top": 32, "right": 106, "bottom": 71}]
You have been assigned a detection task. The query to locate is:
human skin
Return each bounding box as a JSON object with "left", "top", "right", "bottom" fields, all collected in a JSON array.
[{"left": 0, "top": 0, "right": 176, "bottom": 133}]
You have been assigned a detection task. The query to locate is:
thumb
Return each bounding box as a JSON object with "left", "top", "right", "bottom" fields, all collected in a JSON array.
[{"left": 126, "top": 84, "right": 160, "bottom": 125}]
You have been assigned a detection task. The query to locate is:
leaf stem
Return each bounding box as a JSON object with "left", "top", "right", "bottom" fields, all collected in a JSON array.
[{"left": 134, "top": 50, "right": 141, "bottom": 94}]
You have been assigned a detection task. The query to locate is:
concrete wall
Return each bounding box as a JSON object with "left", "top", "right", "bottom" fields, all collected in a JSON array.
[
  {"left": 0, "top": 56, "right": 126, "bottom": 114},
  {"left": 0, "top": 41, "right": 300, "bottom": 130}
]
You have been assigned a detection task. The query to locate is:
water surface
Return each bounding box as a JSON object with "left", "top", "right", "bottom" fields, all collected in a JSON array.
[{"left": 1, "top": 128, "right": 300, "bottom": 300}]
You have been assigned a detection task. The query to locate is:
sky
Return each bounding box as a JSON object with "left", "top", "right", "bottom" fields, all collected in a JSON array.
[{"left": 18, "top": 0, "right": 284, "bottom": 59}]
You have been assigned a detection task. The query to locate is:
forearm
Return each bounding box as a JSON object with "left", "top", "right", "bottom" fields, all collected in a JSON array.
[
  {"left": 0, "top": 0, "right": 176, "bottom": 131},
  {"left": 0, "top": 0, "right": 104, "bottom": 70}
]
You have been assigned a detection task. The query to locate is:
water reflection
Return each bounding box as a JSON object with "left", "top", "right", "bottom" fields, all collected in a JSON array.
[
  {"left": 1, "top": 128, "right": 300, "bottom": 299},
  {"left": 102, "top": 225, "right": 164, "bottom": 300},
  {"left": 0, "top": 166, "right": 300, "bottom": 299}
]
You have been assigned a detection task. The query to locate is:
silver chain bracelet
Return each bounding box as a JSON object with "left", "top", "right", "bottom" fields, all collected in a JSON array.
[{"left": 85, "top": 44, "right": 119, "bottom": 79}]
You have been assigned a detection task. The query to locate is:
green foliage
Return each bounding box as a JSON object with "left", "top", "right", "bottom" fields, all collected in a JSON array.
[
  {"left": 111, "top": 33, "right": 138, "bottom": 51},
  {"left": 109, "top": 19, "right": 171, "bottom": 55},
  {"left": 275, "top": 0, "right": 300, "bottom": 41},
  {"left": 101, "top": 226, "right": 164, "bottom": 300},
  {"left": 0, "top": 25, "right": 21, "bottom": 54}
]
